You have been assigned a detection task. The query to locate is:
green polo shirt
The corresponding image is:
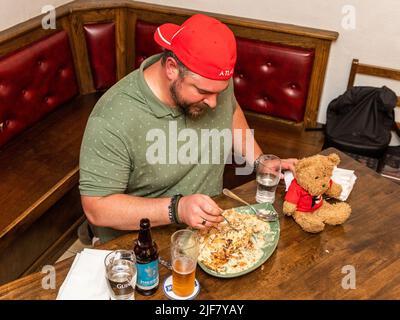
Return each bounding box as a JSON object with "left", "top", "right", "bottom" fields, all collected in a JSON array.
[{"left": 79, "top": 53, "right": 237, "bottom": 242}]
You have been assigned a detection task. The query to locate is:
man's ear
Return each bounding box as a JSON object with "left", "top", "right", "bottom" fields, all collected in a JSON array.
[{"left": 164, "top": 57, "right": 180, "bottom": 81}]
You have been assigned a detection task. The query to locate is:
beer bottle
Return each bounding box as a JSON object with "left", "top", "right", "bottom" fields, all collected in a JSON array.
[{"left": 134, "top": 218, "right": 159, "bottom": 295}]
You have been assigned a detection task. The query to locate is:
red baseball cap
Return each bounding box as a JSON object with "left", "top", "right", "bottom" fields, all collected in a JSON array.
[{"left": 154, "top": 14, "right": 237, "bottom": 80}]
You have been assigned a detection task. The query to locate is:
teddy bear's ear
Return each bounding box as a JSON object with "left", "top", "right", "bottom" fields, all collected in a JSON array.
[
  {"left": 295, "top": 158, "right": 309, "bottom": 172},
  {"left": 327, "top": 153, "right": 340, "bottom": 165}
]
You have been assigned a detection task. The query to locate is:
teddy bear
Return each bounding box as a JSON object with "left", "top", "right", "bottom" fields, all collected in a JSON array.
[{"left": 283, "top": 153, "right": 351, "bottom": 233}]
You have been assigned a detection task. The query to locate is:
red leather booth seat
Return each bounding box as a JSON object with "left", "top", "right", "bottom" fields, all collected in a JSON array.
[
  {"left": 134, "top": 20, "right": 314, "bottom": 123},
  {"left": 83, "top": 22, "right": 117, "bottom": 90},
  {"left": 135, "top": 20, "right": 163, "bottom": 69},
  {"left": 0, "top": 31, "right": 78, "bottom": 147},
  {"left": 234, "top": 37, "right": 314, "bottom": 122}
]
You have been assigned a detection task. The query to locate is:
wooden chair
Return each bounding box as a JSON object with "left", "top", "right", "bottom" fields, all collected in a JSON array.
[
  {"left": 347, "top": 59, "right": 400, "bottom": 179},
  {"left": 347, "top": 59, "right": 400, "bottom": 133}
]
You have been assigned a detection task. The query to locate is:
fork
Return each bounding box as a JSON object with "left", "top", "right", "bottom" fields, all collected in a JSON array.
[
  {"left": 222, "top": 188, "right": 278, "bottom": 222},
  {"left": 222, "top": 215, "right": 240, "bottom": 232}
]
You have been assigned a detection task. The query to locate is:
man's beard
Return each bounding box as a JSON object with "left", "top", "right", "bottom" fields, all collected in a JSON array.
[{"left": 170, "top": 80, "right": 209, "bottom": 119}]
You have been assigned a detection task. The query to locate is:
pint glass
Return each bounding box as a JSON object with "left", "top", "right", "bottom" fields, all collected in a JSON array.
[
  {"left": 104, "top": 250, "right": 137, "bottom": 300},
  {"left": 170, "top": 230, "right": 200, "bottom": 297}
]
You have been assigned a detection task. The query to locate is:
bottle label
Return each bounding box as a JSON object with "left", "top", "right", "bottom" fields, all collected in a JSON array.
[{"left": 136, "top": 260, "right": 159, "bottom": 290}]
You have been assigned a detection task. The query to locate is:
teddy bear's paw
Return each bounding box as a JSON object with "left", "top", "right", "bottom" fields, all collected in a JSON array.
[
  {"left": 325, "top": 181, "right": 342, "bottom": 198},
  {"left": 323, "top": 202, "right": 352, "bottom": 225},
  {"left": 283, "top": 201, "right": 297, "bottom": 216},
  {"left": 293, "top": 211, "right": 325, "bottom": 233}
]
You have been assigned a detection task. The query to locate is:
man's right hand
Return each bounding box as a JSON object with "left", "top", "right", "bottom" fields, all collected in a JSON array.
[{"left": 177, "top": 194, "right": 224, "bottom": 229}]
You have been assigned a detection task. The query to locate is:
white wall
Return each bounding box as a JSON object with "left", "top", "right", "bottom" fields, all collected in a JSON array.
[
  {"left": 138, "top": 0, "right": 400, "bottom": 124},
  {"left": 0, "top": 0, "right": 73, "bottom": 32}
]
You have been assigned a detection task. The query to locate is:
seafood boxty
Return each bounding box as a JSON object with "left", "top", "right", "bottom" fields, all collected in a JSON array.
[{"left": 197, "top": 209, "right": 277, "bottom": 274}]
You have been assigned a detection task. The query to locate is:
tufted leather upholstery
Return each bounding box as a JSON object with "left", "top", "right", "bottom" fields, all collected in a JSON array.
[
  {"left": 0, "top": 31, "right": 78, "bottom": 147},
  {"left": 83, "top": 22, "right": 117, "bottom": 90},
  {"left": 134, "top": 20, "right": 163, "bottom": 69},
  {"left": 234, "top": 37, "right": 314, "bottom": 122}
]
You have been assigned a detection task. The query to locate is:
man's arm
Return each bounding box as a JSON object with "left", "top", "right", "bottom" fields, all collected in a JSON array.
[
  {"left": 232, "top": 102, "right": 297, "bottom": 172},
  {"left": 232, "top": 102, "right": 263, "bottom": 165},
  {"left": 81, "top": 194, "right": 171, "bottom": 230},
  {"left": 81, "top": 193, "right": 224, "bottom": 231}
]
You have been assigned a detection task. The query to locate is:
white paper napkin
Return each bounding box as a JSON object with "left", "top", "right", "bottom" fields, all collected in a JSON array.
[
  {"left": 57, "top": 248, "right": 112, "bottom": 300},
  {"left": 284, "top": 167, "right": 357, "bottom": 201}
]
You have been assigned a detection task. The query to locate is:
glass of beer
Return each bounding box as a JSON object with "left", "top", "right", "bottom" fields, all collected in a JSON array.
[
  {"left": 170, "top": 229, "right": 200, "bottom": 297},
  {"left": 104, "top": 250, "right": 137, "bottom": 300}
]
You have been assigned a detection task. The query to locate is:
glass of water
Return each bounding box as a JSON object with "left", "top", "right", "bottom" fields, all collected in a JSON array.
[
  {"left": 104, "top": 250, "right": 137, "bottom": 300},
  {"left": 255, "top": 154, "right": 281, "bottom": 203}
]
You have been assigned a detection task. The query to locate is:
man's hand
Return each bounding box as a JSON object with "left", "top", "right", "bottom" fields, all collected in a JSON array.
[
  {"left": 177, "top": 194, "right": 224, "bottom": 229},
  {"left": 281, "top": 158, "right": 298, "bottom": 174}
]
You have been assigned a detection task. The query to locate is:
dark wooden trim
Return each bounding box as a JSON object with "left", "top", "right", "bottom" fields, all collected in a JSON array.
[
  {"left": 0, "top": 167, "right": 79, "bottom": 252},
  {"left": 0, "top": 0, "right": 338, "bottom": 42},
  {"left": 347, "top": 58, "right": 359, "bottom": 90},
  {"left": 125, "top": 9, "right": 137, "bottom": 73},
  {"left": 22, "top": 215, "right": 85, "bottom": 277},
  {"left": 244, "top": 110, "right": 304, "bottom": 130},
  {"left": 115, "top": 8, "right": 127, "bottom": 80},
  {"left": 0, "top": 26, "right": 62, "bottom": 57}
]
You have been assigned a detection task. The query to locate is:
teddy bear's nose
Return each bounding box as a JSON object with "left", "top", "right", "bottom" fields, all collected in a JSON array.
[{"left": 322, "top": 184, "right": 326, "bottom": 188}]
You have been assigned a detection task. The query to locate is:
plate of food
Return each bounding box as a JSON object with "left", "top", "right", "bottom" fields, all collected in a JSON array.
[{"left": 197, "top": 202, "right": 280, "bottom": 278}]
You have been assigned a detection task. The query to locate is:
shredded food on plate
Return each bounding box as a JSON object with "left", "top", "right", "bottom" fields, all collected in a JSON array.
[{"left": 197, "top": 208, "right": 276, "bottom": 274}]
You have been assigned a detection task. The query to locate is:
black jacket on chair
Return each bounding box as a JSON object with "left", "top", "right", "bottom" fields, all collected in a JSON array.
[{"left": 324, "top": 86, "right": 397, "bottom": 157}]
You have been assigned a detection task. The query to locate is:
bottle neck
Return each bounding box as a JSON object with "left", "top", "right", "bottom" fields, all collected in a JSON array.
[{"left": 138, "top": 228, "right": 152, "bottom": 246}]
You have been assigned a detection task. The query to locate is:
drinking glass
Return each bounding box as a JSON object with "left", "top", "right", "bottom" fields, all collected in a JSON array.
[
  {"left": 104, "top": 250, "right": 137, "bottom": 300},
  {"left": 255, "top": 154, "right": 281, "bottom": 203},
  {"left": 170, "top": 230, "right": 200, "bottom": 297}
]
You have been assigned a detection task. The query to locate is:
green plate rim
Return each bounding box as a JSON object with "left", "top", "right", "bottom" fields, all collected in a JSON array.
[{"left": 197, "top": 202, "right": 280, "bottom": 278}]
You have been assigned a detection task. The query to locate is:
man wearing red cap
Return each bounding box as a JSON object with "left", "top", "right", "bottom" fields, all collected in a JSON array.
[{"left": 79, "top": 14, "right": 296, "bottom": 243}]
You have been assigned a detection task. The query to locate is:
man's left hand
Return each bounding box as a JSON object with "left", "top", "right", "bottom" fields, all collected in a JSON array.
[{"left": 281, "top": 158, "right": 298, "bottom": 175}]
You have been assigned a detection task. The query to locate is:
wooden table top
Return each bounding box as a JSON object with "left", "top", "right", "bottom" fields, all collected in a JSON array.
[{"left": 1, "top": 148, "right": 399, "bottom": 300}]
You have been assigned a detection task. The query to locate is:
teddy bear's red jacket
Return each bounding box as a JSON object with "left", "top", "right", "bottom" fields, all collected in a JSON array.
[{"left": 285, "top": 179, "right": 332, "bottom": 212}]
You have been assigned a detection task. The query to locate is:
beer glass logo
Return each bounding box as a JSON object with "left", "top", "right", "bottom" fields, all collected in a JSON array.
[{"left": 116, "top": 282, "right": 130, "bottom": 290}]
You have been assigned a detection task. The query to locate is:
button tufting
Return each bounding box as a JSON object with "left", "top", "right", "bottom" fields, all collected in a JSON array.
[
  {"left": 266, "top": 62, "right": 272, "bottom": 67},
  {"left": 290, "top": 84, "right": 297, "bottom": 89},
  {"left": 239, "top": 74, "right": 244, "bottom": 79},
  {"left": 0, "top": 120, "right": 9, "bottom": 132}
]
